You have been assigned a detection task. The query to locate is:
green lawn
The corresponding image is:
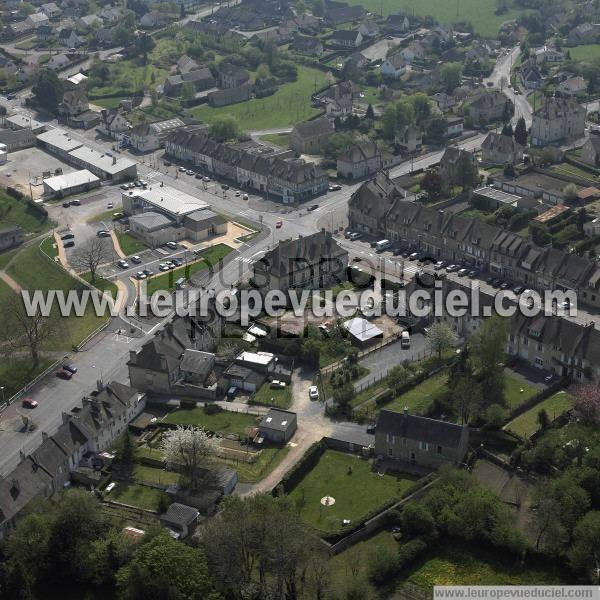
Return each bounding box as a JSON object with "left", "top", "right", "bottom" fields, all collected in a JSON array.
[
  {"left": 91, "top": 97, "right": 126, "bottom": 109},
  {"left": 405, "top": 542, "right": 564, "bottom": 589},
  {"left": 384, "top": 371, "right": 450, "bottom": 415},
  {"left": 6, "top": 243, "right": 108, "bottom": 349},
  {"left": 288, "top": 450, "right": 418, "bottom": 533},
  {"left": 344, "top": 0, "right": 523, "bottom": 37},
  {"left": 40, "top": 236, "right": 58, "bottom": 260},
  {"left": 251, "top": 382, "right": 292, "bottom": 409},
  {"left": 162, "top": 407, "right": 257, "bottom": 436},
  {"left": 191, "top": 66, "right": 328, "bottom": 130},
  {"left": 0, "top": 355, "right": 53, "bottom": 400},
  {"left": 505, "top": 391, "right": 573, "bottom": 438},
  {"left": 0, "top": 248, "right": 19, "bottom": 270},
  {"left": 569, "top": 44, "right": 600, "bottom": 62},
  {"left": 260, "top": 133, "right": 290, "bottom": 148},
  {"left": 88, "top": 59, "right": 169, "bottom": 102},
  {"left": 132, "top": 464, "right": 180, "bottom": 486},
  {"left": 115, "top": 231, "right": 147, "bottom": 256},
  {"left": 0, "top": 189, "right": 54, "bottom": 235},
  {"left": 109, "top": 482, "right": 167, "bottom": 511},
  {"left": 145, "top": 244, "right": 232, "bottom": 296},
  {"left": 221, "top": 446, "right": 290, "bottom": 484},
  {"left": 80, "top": 271, "right": 119, "bottom": 298},
  {"left": 550, "top": 163, "right": 597, "bottom": 183},
  {"left": 504, "top": 374, "right": 538, "bottom": 410}
]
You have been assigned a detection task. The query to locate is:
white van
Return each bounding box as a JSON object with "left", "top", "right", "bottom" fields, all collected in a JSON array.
[
  {"left": 401, "top": 330, "right": 410, "bottom": 349},
  {"left": 375, "top": 239, "right": 392, "bottom": 253}
]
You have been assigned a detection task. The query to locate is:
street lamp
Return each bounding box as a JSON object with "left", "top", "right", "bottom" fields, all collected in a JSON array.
[{"left": 0, "top": 386, "right": 5, "bottom": 406}]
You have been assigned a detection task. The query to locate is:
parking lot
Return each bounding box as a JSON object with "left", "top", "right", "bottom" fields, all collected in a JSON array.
[{"left": 0, "top": 146, "right": 76, "bottom": 199}]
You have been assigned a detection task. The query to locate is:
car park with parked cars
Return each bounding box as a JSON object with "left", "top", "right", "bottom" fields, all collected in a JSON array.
[{"left": 117, "top": 259, "right": 129, "bottom": 269}]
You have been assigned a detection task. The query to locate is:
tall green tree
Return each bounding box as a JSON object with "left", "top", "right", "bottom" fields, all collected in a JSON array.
[
  {"left": 514, "top": 116, "right": 528, "bottom": 146},
  {"left": 32, "top": 69, "right": 64, "bottom": 114}
]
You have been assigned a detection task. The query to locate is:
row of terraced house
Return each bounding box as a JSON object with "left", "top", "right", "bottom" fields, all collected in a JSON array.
[
  {"left": 349, "top": 172, "right": 600, "bottom": 309},
  {"left": 165, "top": 130, "right": 328, "bottom": 204}
]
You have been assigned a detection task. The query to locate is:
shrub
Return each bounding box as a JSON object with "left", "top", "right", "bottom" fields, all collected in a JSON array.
[
  {"left": 203, "top": 403, "right": 222, "bottom": 415},
  {"left": 485, "top": 403, "right": 506, "bottom": 429},
  {"left": 400, "top": 503, "right": 437, "bottom": 540},
  {"left": 367, "top": 545, "right": 399, "bottom": 585},
  {"left": 397, "top": 538, "right": 428, "bottom": 570},
  {"left": 179, "top": 398, "right": 196, "bottom": 410},
  {"left": 374, "top": 388, "right": 394, "bottom": 406}
]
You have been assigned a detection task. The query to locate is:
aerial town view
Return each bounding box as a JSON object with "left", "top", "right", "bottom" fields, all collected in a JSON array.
[{"left": 0, "top": 0, "right": 600, "bottom": 598}]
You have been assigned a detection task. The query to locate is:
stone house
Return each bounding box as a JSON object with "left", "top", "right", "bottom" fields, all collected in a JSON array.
[
  {"left": 520, "top": 65, "right": 542, "bottom": 90},
  {"left": 557, "top": 76, "right": 587, "bottom": 97},
  {"left": 358, "top": 20, "right": 379, "bottom": 38},
  {"left": 258, "top": 409, "right": 297, "bottom": 443},
  {"left": 375, "top": 409, "right": 469, "bottom": 470},
  {"left": 568, "top": 23, "right": 600, "bottom": 46},
  {"left": 289, "top": 116, "right": 334, "bottom": 154},
  {"left": 395, "top": 125, "right": 422, "bottom": 154},
  {"left": 531, "top": 98, "right": 586, "bottom": 146},
  {"left": 534, "top": 46, "right": 565, "bottom": 64},
  {"left": 207, "top": 84, "right": 253, "bottom": 107},
  {"left": 164, "top": 68, "right": 216, "bottom": 97},
  {"left": 218, "top": 64, "right": 250, "bottom": 89},
  {"left": 438, "top": 147, "right": 478, "bottom": 188},
  {"left": 481, "top": 132, "right": 524, "bottom": 165},
  {"left": 293, "top": 35, "right": 323, "bottom": 57},
  {"left": 98, "top": 109, "right": 131, "bottom": 140},
  {"left": 59, "top": 88, "right": 89, "bottom": 117},
  {"left": 380, "top": 53, "right": 407, "bottom": 79},
  {"left": 464, "top": 90, "right": 513, "bottom": 125},
  {"left": 581, "top": 131, "right": 600, "bottom": 167},
  {"left": 252, "top": 230, "right": 348, "bottom": 293},
  {"left": 329, "top": 29, "right": 363, "bottom": 48},
  {"left": 337, "top": 140, "right": 382, "bottom": 179}
]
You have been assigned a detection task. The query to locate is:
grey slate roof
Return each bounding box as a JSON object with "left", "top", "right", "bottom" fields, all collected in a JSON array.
[
  {"left": 376, "top": 409, "right": 465, "bottom": 448},
  {"left": 259, "top": 408, "right": 296, "bottom": 432},
  {"left": 161, "top": 502, "right": 199, "bottom": 526},
  {"left": 179, "top": 349, "right": 214, "bottom": 374}
]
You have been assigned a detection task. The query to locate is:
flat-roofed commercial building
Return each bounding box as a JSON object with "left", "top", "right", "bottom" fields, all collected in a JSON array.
[
  {"left": 122, "top": 185, "right": 209, "bottom": 225},
  {"left": 36, "top": 128, "right": 83, "bottom": 159},
  {"left": 43, "top": 169, "right": 101, "bottom": 198},
  {"left": 68, "top": 146, "right": 137, "bottom": 181}
]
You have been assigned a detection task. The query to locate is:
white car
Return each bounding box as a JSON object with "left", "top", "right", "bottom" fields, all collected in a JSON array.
[
  {"left": 131, "top": 255, "right": 141, "bottom": 264},
  {"left": 159, "top": 263, "right": 169, "bottom": 272},
  {"left": 105, "top": 482, "right": 116, "bottom": 493},
  {"left": 166, "top": 241, "right": 178, "bottom": 250},
  {"left": 270, "top": 380, "right": 286, "bottom": 389},
  {"left": 309, "top": 385, "right": 319, "bottom": 400},
  {"left": 135, "top": 271, "right": 146, "bottom": 280},
  {"left": 117, "top": 259, "right": 129, "bottom": 269}
]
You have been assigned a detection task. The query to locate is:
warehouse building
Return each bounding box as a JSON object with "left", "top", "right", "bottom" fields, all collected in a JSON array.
[{"left": 43, "top": 169, "right": 101, "bottom": 198}]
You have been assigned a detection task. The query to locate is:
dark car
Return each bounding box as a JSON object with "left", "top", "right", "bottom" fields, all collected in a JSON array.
[
  {"left": 97, "top": 230, "right": 110, "bottom": 237},
  {"left": 70, "top": 199, "right": 81, "bottom": 206},
  {"left": 22, "top": 397, "right": 38, "bottom": 409},
  {"left": 195, "top": 173, "right": 203, "bottom": 179},
  {"left": 468, "top": 269, "right": 479, "bottom": 278},
  {"left": 485, "top": 276, "right": 495, "bottom": 285},
  {"left": 307, "top": 204, "right": 319, "bottom": 211},
  {"left": 393, "top": 247, "right": 404, "bottom": 256},
  {"left": 171, "top": 258, "right": 183, "bottom": 267},
  {"left": 512, "top": 285, "right": 525, "bottom": 295},
  {"left": 63, "top": 240, "right": 75, "bottom": 248},
  {"left": 221, "top": 184, "right": 229, "bottom": 190},
  {"left": 62, "top": 201, "right": 71, "bottom": 208},
  {"left": 143, "top": 268, "right": 154, "bottom": 277},
  {"left": 55, "top": 368, "right": 73, "bottom": 380},
  {"left": 499, "top": 281, "right": 510, "bottom": 290},
  {"left": 163, "top": 160, "right": 172, "bottom": 167},
  {"left": 62, "top": 364, "right": 77, "bottom": 374},
  {"left": 61, "top": 232, "right": 75, "bottom": 240}
]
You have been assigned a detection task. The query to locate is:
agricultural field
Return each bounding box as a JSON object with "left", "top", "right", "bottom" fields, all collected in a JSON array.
[
  {"left": 288, "top": 450, "right": 418, "bottom": 533},
  {"left": 344, "top": 0, "right": 523, "bottom": 37},
  {"left": 191, "top": 66, "right": 329, "bottom": 131}
]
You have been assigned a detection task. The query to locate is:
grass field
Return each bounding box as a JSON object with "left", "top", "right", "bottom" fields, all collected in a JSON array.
[
  {"left": 6, "top": 243, "right": 108, "bottom": 349},
  {"left": 569, "top": 44, "right": 600, "bottom": 62},
  {"left": 384, "top": 371, "right": 450, "bottom": 415},
  {"left": 0, "top": 248, "right": 19, "bottom": 270},
  {"left": 221, "top": 446, "right": 290, "bottom": 483},
  {"left": 251, "top": 382, "right": 292, "bottom": 409},
  {"left": 504, "top": 374, "right": 539, "bottom": 410},
  {"left": 0, "top": 354, "right": 53, "bottom": 399},
  {"left": 145, "top": 244, "right": 232, "bottom": 296},
  {"left": 109, "top": 482, "right": 167, "bottom": 511},
  {"left": 405, "top": 542, "right": 564, "bottom": 589},
  {"left": 91, "top": 97, "right": 126, "bottom": 109},
  {"left": 505, "top": 391, "right": 573, "bottom": 438},
  {"left": 40, "top": 236, "right": 58, "bottom": 260},
  {"left": 0, "top": 189, "right": 54, "bottom": 235},
  {"left": 80, "top": 271, "right": 119, "bottom": 298},
  {"left": 344, "top": 0, "right": 523, "bottom": 37},
  {"left": 132, "top": 464, "right": 180, "bottom": 486},
  {"left": 260, "top": 133, "right": 290, "bottom": 148},
  {"left": 162, "top": 407, "right": 257, "bottom": 436},
  {"left": 191, "top": 66, "right": 328, "bottom": 130},
  {"left": 115, "top": 231, "right": 147, "bottom": 256},
  {"left": 288, "top": 450, "right": 418, "bottom": 533}
]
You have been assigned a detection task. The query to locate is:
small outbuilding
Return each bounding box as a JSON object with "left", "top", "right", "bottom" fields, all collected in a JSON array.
[
  {"left": 160, "top": 502, "right": 199, "bottom": 539},
  {"left": 258, "top": 408, "right": 297, "bottom": 443},
  {"left": 343, "top": 317, "right": 383, "bottom": 347}
]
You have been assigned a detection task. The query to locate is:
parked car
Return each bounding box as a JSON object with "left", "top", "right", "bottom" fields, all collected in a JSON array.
[
  {"left": 171, "top": 258, "right": 183, "bottom": 267},
  {"left": 117, "top": 259, "right": 129, "bottom": 269},
  {"left": 512, "top": 285, "right": 525, "bottom": 295},
  {"left": 63, "top": 240, "right": 75, "bottom": 248},
  {"left": 22, "top": 397, "right": 38, "bottom": 409},
  {"left": 62, "top": 201, "right": 71, "bottom": 208},
  {"left": 55, "top": 368, "right": 73, "bottom": 380},
  {"left": 163, "top": 160, "right": 172, "bottom": 167},
  {"left": 131, "top": 255, "right": 142, "bottom": 264},
  {"left": 446, "top": 264, "right": 460, "bottom": 272},
  {"left": 433, "top": 260, "right": 446, "bottom": 270},
  {"left": 329, "top": 184, "right": 341, "bottom": 191},
  {"left": 105, "top": 482, "right": 116, "bottom": 493},
  {"left": 309, "top": 385, "right": 319, "bottom": 400},
  {"left": 120, "top": 184, "right": 129, "bottom": 190},
  {"left": 221, "top": 184, "right": 229, "bottom": 190},
  {"left": 393, "top": 247, "right": 404, "bottom": 256},
  {"left": 159, "top": 263, "right": 169, "bottom": 272},
  {"left": 243, "top": 193, "right": 248, "bottom": 200},
  {"left": 270, "top": 380, "right": 286, "bottom": 389},
  {"left": 408, "top": 252, "right": 420, "bottom": 260},
  {"left": 307, "top": 204, "right": 319, "bottom": 211},
  {"left": 195, "top": 173, "right": 202, "bottom": 179},
  {"left": 61, "top": 232, "right": 74, "bottom": 240},
  {"left": 107, "top": 202, "right": 114, "bottom": 209},
  {"left": 468, "top": 269, "right": 479, "bottom": 278},
  {"left": 499, "top": 281, "right": 510, "bottom": 290},
  {"left": 143, "top": 268, "right": 154, "bottom": 277},
  {"left": 203, "top": 176, "right": 211, "bottom": 182},
  {"left": 70, "top": 199, "right": 81, "bottom": 206},
  {"left": 96, "top": 230, "right": 110, "bottom": 237},
  {"left": 62, "top": 364, "right": 77, "bottom": 374},
  {"left": 166, "top": 241, "right": 178, "bottom": 250},
  {"left": 135, "top": 271, "right": 146, "bottom": 280},
  {"left": 275, "top": 220, "right": 283, "bottom": 228},
  {"left": 457, "top": 268, "right": 469, "bottom": 276},
  {"left": 186, "top": 170, "right": 194, "bottom": 176},
  {"left": 348, "top": 232, "right": 362, "bottom": 241},
  {"left": 178, "top": 166, "right": 186, "bottom": 172}
]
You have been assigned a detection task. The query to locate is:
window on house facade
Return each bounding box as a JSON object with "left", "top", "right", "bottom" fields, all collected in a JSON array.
[
  {"left": 420, "top": 441, "right": 428, "bottom": 451},
  {"left": 437, "top": 445, "right": 442, "bottom": 454}
]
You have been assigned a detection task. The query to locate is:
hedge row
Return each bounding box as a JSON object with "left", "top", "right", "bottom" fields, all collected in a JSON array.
[
  {"left": 506, "top": 377, "right": 569, "bottom": 422},
  {"left": 274, "top": 439, "right": 326, "bottom": 495}
]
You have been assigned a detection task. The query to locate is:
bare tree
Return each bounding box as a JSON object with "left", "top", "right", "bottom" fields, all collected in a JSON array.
[
  {"left": 1, "top": 293, "right": 60, "bottom": 367},
  {"left": 71, "top": 238, "right": 112, "bottom": 284}
]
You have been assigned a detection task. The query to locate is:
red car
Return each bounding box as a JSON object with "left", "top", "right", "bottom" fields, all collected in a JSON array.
[
  {"left": 275, "top": 220, "right": 283, "bottom": 228},
  {"left": 56, "top": 368, "right": 73, "bottom": 380},
  {"left": 22, "top": 397, "right": 38, "bottom": 409}
]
